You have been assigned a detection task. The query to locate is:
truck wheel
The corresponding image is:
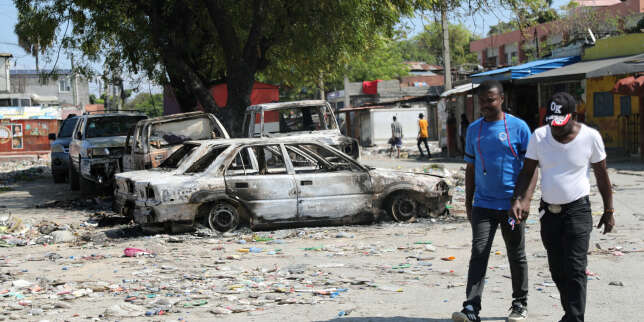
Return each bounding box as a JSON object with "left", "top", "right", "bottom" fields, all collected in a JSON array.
[
  {"left": 68, "top": 162, "right": 80, "bottom": 191},
  {"left": 388, "top": 192, "right": 419, "bottom": 222},
  {"left": 52, "top": 170, "right": 66, "bottom": 183},
  {"left": 206, "top": 202, "right": 239, "bottom": 232}
]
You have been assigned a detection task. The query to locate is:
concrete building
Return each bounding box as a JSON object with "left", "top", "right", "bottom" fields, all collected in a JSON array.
[
  {"left": 469, "top": 0, "right": 644, "bottom": 67},
  {"left": 0, "top": 53, "right": 11, "bottom": 93},
  {"left": 9, "top": 69, "right": 89, "bottom": 108}
]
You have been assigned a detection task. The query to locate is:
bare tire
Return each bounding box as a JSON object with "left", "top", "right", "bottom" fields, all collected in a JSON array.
[
  {"left": 206, "top": 203, "right": 240, "bottom": 232},
  {"left": 388, "top": 192, "right": 419, "bottom": 222},
  {"left": 68, "top": 162, "right": 80, "bottom": 191}
]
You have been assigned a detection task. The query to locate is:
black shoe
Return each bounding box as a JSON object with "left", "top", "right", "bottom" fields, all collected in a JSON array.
[
  {"left": 508, "top": 303, "right": 528, "bottom": 321},
  {"left": 452, "top": 306, "right": 480, "bottom": 322}
]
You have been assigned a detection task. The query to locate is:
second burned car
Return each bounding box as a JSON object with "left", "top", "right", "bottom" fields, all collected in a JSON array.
[{"left": 116, "top": 138, "right": 451, "bottom": 232}]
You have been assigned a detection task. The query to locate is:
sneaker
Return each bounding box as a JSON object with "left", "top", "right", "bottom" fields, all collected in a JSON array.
[
  {"left": 452, "top": 305, "right": 480, "bottom": 322},
  {"left": 508, "top": 303, "right": 528, "bottom": 321}
]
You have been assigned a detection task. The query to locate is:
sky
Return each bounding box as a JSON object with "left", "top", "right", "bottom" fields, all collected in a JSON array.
[{"left": 0, "top": 0, "right": 570, "bottom": 95}]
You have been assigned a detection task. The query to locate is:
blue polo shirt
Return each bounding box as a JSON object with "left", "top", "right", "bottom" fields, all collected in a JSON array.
[{"left": 464, "top": 114, "right": 531, "bottom": 210}]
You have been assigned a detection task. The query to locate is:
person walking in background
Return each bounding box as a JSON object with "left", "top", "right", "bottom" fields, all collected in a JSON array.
[
  {"left": 452, "top": 80, "right": 537, "bottom": 322},
  {"left": 460, "top": 113, "right": 470, "bottom": 155},
  {"left": 510, "top": 92, "right": 614, "bottom": 322},
  {"left": 417, "top": 113, "right": 431, "bottom": 158},
  {"left": 389, "top": 116, "right": 403, "bottom": 158}
]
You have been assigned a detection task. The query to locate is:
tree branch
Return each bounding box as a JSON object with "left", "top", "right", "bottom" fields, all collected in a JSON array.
[{"left": 203, "top": 0, "right": 241, "bottom": 67}]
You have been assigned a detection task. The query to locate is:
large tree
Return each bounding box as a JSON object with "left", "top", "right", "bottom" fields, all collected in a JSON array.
[{"left": 14, "top": 0, "right": 432, "bottom": 135}]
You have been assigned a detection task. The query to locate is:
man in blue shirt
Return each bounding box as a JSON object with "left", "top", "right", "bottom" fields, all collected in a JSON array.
[{"left": 452, "top": 80, "right": 537, "bottom": 322}]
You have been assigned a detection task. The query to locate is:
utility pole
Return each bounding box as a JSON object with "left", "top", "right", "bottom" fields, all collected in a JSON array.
[
  {"left": 319, "top": 72, "right": 325, "bottom": 100},
  {"left": 441, "top": 6, "right": 452, "bottom": 91}
]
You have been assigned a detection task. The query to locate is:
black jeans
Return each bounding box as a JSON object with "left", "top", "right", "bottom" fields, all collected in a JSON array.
[
  {"left": 417, "top": 137, "right": 430, "bottom": 157},
  {"left": 540, "top": 196, "right": 592, "bottom": 322},
  {"left": 464, "top": 207, "right": 529, "bottom": 312}
]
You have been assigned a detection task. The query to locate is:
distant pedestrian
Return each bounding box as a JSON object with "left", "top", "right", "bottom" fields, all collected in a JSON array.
[
  {"left": 510, "top": 92, "right": 614, "bottom": 322},
  {"left": 460, "top": 113, "right": 469, "bottom": 155},
  {"left": 389, "top": 116, "right": 403, "bottom": 158},
  {"left": 452, "top": 80, "right": 536, "bottom": 322},
  {"left": 417, "top": 113, "right": 431, "bottom": 158}
]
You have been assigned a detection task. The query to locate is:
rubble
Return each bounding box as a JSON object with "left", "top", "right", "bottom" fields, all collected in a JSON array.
[{"left": 0, "top": 160, "right": 50, "bottom": 184}]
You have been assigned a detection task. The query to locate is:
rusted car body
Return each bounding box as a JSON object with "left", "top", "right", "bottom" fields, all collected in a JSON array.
[
  {"left": 122, "top": 112, "right": 229, "bottom": 171},
  {"left": 115, "top": 138, "right": 451, "bottom": 232},
  {"left": 242, "top": 100, "right": 360, "bottom": 159}
]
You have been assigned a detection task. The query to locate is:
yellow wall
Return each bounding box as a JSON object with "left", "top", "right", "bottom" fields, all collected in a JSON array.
[
  {"left": 583, "top": 33, "right": 644, "bottom": 61},
  {"left": 585, "top": 76, "right": 640, "bottom": 148}
]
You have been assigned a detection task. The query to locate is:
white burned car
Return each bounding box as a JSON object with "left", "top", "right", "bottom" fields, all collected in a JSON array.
[{"left": 115, "top": 138, "right": 450, "bottom": 232}]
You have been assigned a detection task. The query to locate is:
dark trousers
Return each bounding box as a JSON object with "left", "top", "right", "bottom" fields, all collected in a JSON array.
[
  {"left": 464, "top": 207, "right": 529, "bottom": 312},
  {"left": 540, "top": 196, "right": 592, "bottom": 322},
  {"left": 417, "top": 137, "right": 430, "bottom": 157}
]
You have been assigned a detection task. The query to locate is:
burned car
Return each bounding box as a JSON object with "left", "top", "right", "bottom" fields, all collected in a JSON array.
[
  {"left": 242, "top": 100, "right": 360, "bottom": 159},
  {"left": 68, "top": 112, "right": 148, "bottom": 191},
  {"left": 116, "top": 138, "right": 450, "bottom": 232},
  {"left": 114, "top": 141, "right": 209, "bottom": 218},
  {"left": 122, "top": 112, "right": 229, "bottom": 171}
]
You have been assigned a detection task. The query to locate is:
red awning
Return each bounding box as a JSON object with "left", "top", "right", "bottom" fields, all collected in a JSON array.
[{"left": 612, "top": 75, "right": 644, "bottom": 96}]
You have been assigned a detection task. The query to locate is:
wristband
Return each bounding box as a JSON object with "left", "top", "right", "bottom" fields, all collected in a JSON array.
[{"left": 604, "top": 208, "right": 615, "bottom": 214}]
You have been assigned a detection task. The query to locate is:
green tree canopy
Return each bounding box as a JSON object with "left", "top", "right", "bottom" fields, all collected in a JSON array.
[
  {"left": 402, "top": 21, "right": 480, "bottom": 67},
  {"left": 125, "top": 93, "right": 163, "bottom": 117}
]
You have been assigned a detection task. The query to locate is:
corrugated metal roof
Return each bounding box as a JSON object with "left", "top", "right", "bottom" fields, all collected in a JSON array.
[
  {"left": 516, "top": 54, "right": 644, "bottom": 84},
  {"left": 471, "top": 56, "right": 581, "bottom": 83},
  {"left": 440, "top": 83, "right": 480, "bottom": 98}
]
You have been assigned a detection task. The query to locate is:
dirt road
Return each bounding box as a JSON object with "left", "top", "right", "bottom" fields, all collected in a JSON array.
[{"left": 0, "top": 159, "right": 642, "bottom": 321}]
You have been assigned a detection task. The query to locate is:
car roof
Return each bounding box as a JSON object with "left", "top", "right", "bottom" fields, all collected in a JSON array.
[
  {"left": 184, "top": 137, "right": 334, "bottom": 147},
  {"left": 81, "top": 113, "right": 147, "bottom": 118},
  {"left": 246, "top": 100, "right": 328, "bottom": 112}
]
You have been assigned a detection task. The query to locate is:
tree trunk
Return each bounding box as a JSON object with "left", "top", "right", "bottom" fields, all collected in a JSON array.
[
  {"left": 441, "top": 7, "right": 452, "bottom": 91},
  {"left": 225, "top": 64, "right": 255, "bottom": 137}
]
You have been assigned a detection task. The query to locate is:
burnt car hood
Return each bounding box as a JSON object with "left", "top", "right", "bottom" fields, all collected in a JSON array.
[
  {"left": 368, "top": 168, "right": 448, "bottom": 192},
  {"left": 85, "top": 136, "right": 127, "bottom": 148},
  {"left": 267, "top": 130, "right": 351, "bottom": 145},
  {"left": 116, "top": 169, "right": 177, "bottom": 182}
]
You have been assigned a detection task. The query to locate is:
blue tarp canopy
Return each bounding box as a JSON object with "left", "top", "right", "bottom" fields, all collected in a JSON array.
[{"left": 471, "top": 56, "right": 580, "bottom": 83}]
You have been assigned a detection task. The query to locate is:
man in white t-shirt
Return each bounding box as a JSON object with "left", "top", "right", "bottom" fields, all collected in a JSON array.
[{"left": 510, "top": 92, "right": 614, "bottom": 322}]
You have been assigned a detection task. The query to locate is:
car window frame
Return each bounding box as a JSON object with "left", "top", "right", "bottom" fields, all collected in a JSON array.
[
  {"left": 224, "top": 146, "right": 259, "bottom": 176},
  {"left": 296, "top": 143, "right": 366, "bottom": 172}
]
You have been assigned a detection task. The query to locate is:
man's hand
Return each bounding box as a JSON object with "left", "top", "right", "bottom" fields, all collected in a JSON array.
[
  {"left": 466, "top": 205, "right": 472, "bottom": 221},
  {"left": 509, "top": 199, "right": 523, "bottom": 223},
  {"left": 597, "top": 211, "right": 615, "bottom": 234}
]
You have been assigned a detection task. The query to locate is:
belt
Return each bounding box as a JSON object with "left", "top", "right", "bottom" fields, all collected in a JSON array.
[{"left": 540, "top": 196, "right": 589, "bottom": 214}]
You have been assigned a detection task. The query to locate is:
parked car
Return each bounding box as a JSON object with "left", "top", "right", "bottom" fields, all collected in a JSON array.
[
  {"left": 115, "top": 138, "right": 450, "bottom": 232},
  {"left": 68, "top": 112, "right": 148, "bottom": 191},
  {"left": 122, "top": 112, "right": 229, "bottom": 171},
  {"left": 242, "top": 100, "right": 360, "bottom": 159},
  {"left": 49, "top": 116, "right": 79, "bottom": 183}
]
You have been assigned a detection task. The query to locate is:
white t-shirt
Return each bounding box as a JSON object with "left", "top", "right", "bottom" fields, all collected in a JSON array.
[{"left": 525, "top": 124, "right": 606, "bottom": 205}]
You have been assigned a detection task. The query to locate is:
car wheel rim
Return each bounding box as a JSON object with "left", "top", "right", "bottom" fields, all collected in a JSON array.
[
  {"left": 209, "top": 204, "right": 238, "bottom": 232},
  {"left": 393, "top": 197, "right": 416, "bottom": 221}
]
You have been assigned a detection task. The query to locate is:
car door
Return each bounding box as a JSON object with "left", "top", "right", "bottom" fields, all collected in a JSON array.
[
  {"left": 286, "top": 143, "right": 373, "bottom": 220},
  {"left": 224, "top": 144, "right": 298, "bottom": 222}
]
